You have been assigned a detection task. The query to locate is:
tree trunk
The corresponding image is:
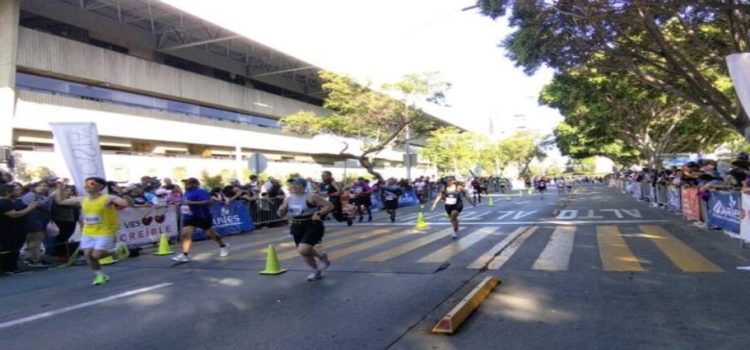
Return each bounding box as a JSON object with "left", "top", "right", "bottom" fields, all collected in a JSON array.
[{"left": 358, "top": 156, "right": 383, "bottom": 182}]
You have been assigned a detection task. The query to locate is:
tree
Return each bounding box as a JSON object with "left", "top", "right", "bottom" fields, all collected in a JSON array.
[
  {"left": 477, "top": 1, "right": 750, "bottom": 141},
  {"left": 553, "top": 122, "right": 640, "bottom": 166},
  {"left": 497, "top": 131, "right": 549, "bottom": 177},
  {"left": 542, "top": 69, "right": 733, "bottom": 167},
  {"left": 281, "top": 71, "right": 450, "bottom": 180},
  {"left": 420, "top": 127, "right": 488, "bottom": 175}
]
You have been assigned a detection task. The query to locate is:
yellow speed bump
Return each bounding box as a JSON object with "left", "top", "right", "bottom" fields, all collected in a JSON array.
[{"left": 431, "top": 276, "right": 500, "bottom": 335}]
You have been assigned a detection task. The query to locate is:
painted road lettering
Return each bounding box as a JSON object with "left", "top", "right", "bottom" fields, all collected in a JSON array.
[{"left": 556, "top": 209, "right": 642, "bottom": 220}]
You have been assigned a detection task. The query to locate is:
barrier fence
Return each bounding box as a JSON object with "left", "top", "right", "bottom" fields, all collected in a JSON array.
[{"left": 616, "top": 179, "right": 750, "bottom": 245}]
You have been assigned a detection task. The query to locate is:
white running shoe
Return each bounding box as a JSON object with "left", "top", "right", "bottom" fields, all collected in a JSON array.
[
  {"left": 451, "top": 232, "right": 459, "bottom": 239},
  {"left": 319, "top": 253, "right": 331, "bottom": 270},
  {"left": 219, "top": 244, "right": 230, "bottom": 257},
  {"left": 307, "top": 270, "right": 323, "bottom": 281},
  {"left": 171, "top": 253, "right": 190, "bottom": 262}
]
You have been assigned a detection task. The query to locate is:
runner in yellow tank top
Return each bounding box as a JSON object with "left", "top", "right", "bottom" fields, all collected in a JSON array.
[{"left": 55, "top": 177, "right": 130, "bottom": 285}]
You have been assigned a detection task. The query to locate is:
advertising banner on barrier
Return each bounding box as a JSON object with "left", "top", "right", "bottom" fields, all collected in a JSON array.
[
  {"left": 193, "top": 201, "right": 253, "bottom": 239},
  {"left": 740, "top": 194, "right": 750, "bottom": 243},
  {"left": 667, "top": 186, "right": 681, "bottom": 212},
  {"left": 117, "top": 206, "right": 178, "bottom": 245},
  {"left": 707, "top": 191, "right": 741, "bottom": 234},
  {"left": 49, "top": 122, "right": 106, "bottom": 192},
  {"left": 398, "top": 189, "right": 419, "bottom": 207},
  {"left": 681, "top": 187, "right": 700, "bottom": 221}
]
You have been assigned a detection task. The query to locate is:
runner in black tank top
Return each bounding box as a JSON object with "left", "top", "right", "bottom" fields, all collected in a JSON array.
[{"left": 431, "top": 176, "right": 475, "bottom": 239}]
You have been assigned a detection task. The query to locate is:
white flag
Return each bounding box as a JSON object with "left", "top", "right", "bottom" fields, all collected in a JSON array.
[
  {"left": 726, "top": 53, "right": 750, "bottom": 119},
  {"left": 49, "top": 122, "right": 106, "bottom": 191}
]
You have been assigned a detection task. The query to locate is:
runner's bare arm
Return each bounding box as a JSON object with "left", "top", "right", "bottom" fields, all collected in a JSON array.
[
  {"left": 3, "top": 200, "right": 39, "bottom": 218},
  {"left": 55, "top": 188, "right": 82, "bottom": 206},
  {"left": 461, "top": 186, "right": 476, "bottom": 206},
  {"left": 277, "top": 197, "right": 290, "bottom": 218},
  {"left": 312, "top": 194, "right": 334, "bottom": 214},
  {"left": 430, "top": 187, "right": 443, "bottom": 211},
  {"left": 108, "top": 195, "right": 129, "bottom": 207}
]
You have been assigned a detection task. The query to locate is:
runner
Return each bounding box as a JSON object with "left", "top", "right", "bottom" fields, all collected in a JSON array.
[
  {"left": 537, "top": 177, "right": 548, "bottom": 200},
  {"left": 498, "top": 177, "right": 508, "bottom": 194},
  {"left": 471, "top": 177, "right": 482, "bottom": 203},
  {"left": 277, "top": 177, "right": 334, "bottom": 281},
  {"left": 351, "top": 177, "right": 372, "bottom": 222},
  {"left": 380, "top": 178, "right": 403, "bottom": 222},
  {"left": 430, "top": 176, "right": 475, "bottom": 239},
  {"left": 318, "top": 171, "right": 353, "bottom": 226},
  {"left": 54, "top": 177, "right": 130, "bottom": 285},
  {"left": 171, "top": 177, "right": 230, "bottom": 263}
]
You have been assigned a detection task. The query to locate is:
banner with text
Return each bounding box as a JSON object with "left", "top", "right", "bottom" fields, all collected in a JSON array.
[
  {"left": 740, "top": 194, "right": 750, "bottom": 243},
  {"left": 681, "top": 187, "right": 700, "bottom": 221},
  {"left": 667, "top": 186, "right": 681, "bottom": 213},
  {"left": 49, "top": 122, "right": 106, "bottom": 192},
  {"left": 707, "top": 191, "right": 741, "bottom": 234},
  {"left": 116, "top": 206, "right": 178, "bottom": 245},
  {"left": 192, "top": 201, "right": 253, "bottom": 240}
]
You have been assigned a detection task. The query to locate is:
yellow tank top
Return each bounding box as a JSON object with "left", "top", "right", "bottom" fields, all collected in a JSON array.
[{"left": 81, "top": 194, "right": 119, "bottom": 237}]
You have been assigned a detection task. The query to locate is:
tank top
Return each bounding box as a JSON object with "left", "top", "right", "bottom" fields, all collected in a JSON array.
[
  {"left": 81, "top": 194, "right": 119, "bottom": 237},
  {"left": 287, "top": 195, "right": 318, "bottom": 219},
  {"left": 443, "top": 186, "right": 462, "bottom": 206}
]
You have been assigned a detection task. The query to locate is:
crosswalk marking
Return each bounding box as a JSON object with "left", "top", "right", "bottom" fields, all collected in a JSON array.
[
  {"left": 276, "top": 227, "right": 397, "bottom": 261},
  {"left": 417, "top": 227, "right": 500, "bottom": 263},
  {"left": 533, "top": 226, "right": 576, "bottom": 271},
  {"left": 597, "top": 226, "right": 645, "bottom": 272},
  {"left": 487, "top": 227, "right": 537, "bottom": 270},
  {"left": 226, "top": 226, "right": 355, "bottom": 260},
  {"left": 639, "top": 225, "right": 723, "bottom": 273},
  {"left": 467, "top": 226, "right": 532, "bottom": 269},
  {"left": 361, "top": 228, "right": 454, "bottom": 262},
  {"left": 461, "top": 211, "right": 491, "bottom": 221},
  {"left": 328, "top": 231, "right": 414, "bottom": 260}
]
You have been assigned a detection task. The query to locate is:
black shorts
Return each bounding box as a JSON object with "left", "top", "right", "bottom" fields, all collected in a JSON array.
[
  {"left": 383, "top": 199, "right": 398, "bottom": 210},
  {"left": 354, "top": 196, "right": 372, "bottom": 207},
  {"left": 290, "top": 221, "right": 325, "bottom": 246},
  {"left": 445, "top": 202, "right": 464, "bottom": 215},
  {"left": 537, "top": 186, "right": 547, "bottom": 192},
  {"left": 184, "top": 218, "right": 213, "bottom": 230}
]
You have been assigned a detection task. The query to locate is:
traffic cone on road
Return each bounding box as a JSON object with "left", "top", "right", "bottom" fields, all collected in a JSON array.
[
  {"left": 505, "top": 193, "right": 511, "bottom": 201},
  {"left": 416, "top": 205, "right": 428, "bottom": 230},
  {"left": 260, "top": 244, "right": 287, "bottom": 275},
  {"left": 488, "top": 196, "right": 494, "bottom": 207},
  {"left": 154, "top": 233, "right": 174, "bottom": 256}
]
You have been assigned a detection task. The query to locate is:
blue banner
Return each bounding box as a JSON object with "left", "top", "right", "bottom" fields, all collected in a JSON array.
[
  {"left": 191, "top": 201, "right": 253, "bottom": 240},
  {"left": 368, "top": 189, "right": 419, "bottom": 210},
  {"left": 707, "top": 191, "right": 740, "bottom": 234}
]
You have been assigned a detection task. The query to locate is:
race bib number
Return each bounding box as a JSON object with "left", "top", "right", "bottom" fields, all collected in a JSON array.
[
  {"left": 180, "top": 205, "right": 192, "bottom": 215},
  {"left": 289, "top": 204, "right": 303, "bottom": 216},
  {"left": 84, "top": 214, "right": 102, "bottom": 225},
  {"left": 354, "top": 187, "right": 363, "bottom": 194},
  {"left": 445, "top": 197, "right": 457, "bottom": 205},
  {"left": 385, "top": 195, "right": 395, "bottom": 201}
]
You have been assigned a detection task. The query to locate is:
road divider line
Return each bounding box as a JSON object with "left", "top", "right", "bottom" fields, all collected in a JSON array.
[
  {"left": 487, "top": 227, "right": 538, "bottom": 270},
  {"left": 0, "top": 283, "right": 173, "bottom": 330},
  {"left": 418, "top": 227, "right": 498, "bottom": 263},
  {"left": 597, "top": 226, "right": 645, "bottom": 272},
  {"left": 533, "top": 226, "right": 576, "bottom": 271},
  {"left": 361, "top": 228, "right": 454, "bottom": 262},
  {"left": 639, "top": 225, "right": 723, "bottom": 273},
  {"left": 431, "top": 276, "right": 501, "bottom": 335}
]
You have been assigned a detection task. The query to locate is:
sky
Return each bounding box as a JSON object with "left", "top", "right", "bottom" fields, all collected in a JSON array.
[{"left": 159, "top": 0, "right": 563, "bottom": 137}]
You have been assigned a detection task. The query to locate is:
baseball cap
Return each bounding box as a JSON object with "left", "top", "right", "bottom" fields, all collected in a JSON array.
[
  {"left": 287, "top": 177, "right": 307, "bottom": 187},
  {"left": 42, "top": 175, "right": 59, "bottom": 182}
]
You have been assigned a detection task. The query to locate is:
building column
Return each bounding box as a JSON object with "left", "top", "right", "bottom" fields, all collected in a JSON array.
[{"left": 0, "top": 0, "right": 20, "bottom": 170}]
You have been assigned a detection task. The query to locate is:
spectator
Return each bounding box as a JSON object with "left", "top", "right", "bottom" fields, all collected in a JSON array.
[
  {"left": 123, "top": 183, "right": 150, "bottom": 207},
  {"left": 51, "top": 185, "right": 80, "bottom": 262},
  {"left": 164, "top": 184, "right": 183, "bottom": 205},
  {"left": 0, "top": 184, "right": 39, "bottom": 274},
  {"left": 153, "top": 188, "right": 170, "bottom": 206},
  {"left": 22, "top": 181, "right": 54, "bottom": 267}
]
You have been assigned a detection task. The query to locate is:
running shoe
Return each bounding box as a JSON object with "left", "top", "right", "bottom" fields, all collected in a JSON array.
[
  {"left": 219, "top": 244, "right": 231, "bottom": 257},
  {"left": 114, "top": 242, "right": 130, "bottom": 260},
  {"left": 307, "top": 270, "right": 323, "bottom": 281},
  {"left": 451, "top": 232, "right": 459, "bottom": 239},
  {"left": 319, "top": 253, "right": 331, "bottom": 270},
  {"left": 92, "top": 273, "right": 109, "bottom": 286},
  {"left": 346, "top": 217, "right": 353, "bottom": 226},
  {"left": 171, "top": 253, "right": 190, "bottom": 262}
]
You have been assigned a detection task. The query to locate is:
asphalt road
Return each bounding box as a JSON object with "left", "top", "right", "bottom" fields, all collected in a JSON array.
[{"left": 2, "top": 185, "right": 749, "bottom": 349}]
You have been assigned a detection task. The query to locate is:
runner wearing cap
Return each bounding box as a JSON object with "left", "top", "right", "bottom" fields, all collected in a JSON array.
[
  {"left": 380, "top": 178, "right": 403, "bottom": 222},
  {"left": 431, "top": 176, "right": 475, "bottom": 239},
  {"left": 277, "top": 177, "right": 334, "bottom": 281},
  {"left": 171, "top": 177, "right": 229, "bottom": 262},
  {"left": 54, "top": 176, "right": 130, "bottom": 285}
]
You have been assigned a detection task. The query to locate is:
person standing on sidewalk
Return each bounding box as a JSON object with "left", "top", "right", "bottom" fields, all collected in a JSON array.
[
  {"left": 0, "top": 184, "right": 39, "bottom": 275},
  {"left": 171, "top": 177, "right": 230, "bottom": 263},
  {"left": 277, "top": 177, "right": 334, "bottom": 281},
  {"left": 54, "top": 177, "right": 130, "bottom": 285}
]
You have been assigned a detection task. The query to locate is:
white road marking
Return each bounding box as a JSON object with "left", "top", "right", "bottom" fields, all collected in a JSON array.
[{"left": 0, "top": 283, "right": 173, "bottom": 330}]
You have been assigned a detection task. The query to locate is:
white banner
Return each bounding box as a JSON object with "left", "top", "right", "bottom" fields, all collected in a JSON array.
[
  {"left": 49, "top": 122, "right": 106, "bottom": 191},
  {"left": 740, "top": 194, "right": 750, "bottom": 243},
  {"left": 727, "top": 53, "right": 750, "bottom": 119},
  {"left": 116, "top": 206, "right": 178, "bottom": 246}
]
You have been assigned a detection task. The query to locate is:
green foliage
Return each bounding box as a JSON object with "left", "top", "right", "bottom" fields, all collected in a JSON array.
[
  {"left": 281, "top": 71, "right": 449, "bottom": 180},
  {"left": 172, "top": 167, "right": 188, "bottom": 182},
  {"left": 13, "top": 163, "right": 53, "bottom": 183},
  {"left": 200, "top": 170, "right": 224, "bottom": 190}
]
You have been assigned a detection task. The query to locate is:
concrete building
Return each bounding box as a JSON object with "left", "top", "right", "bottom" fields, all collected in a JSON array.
[{"left": 0, "top": 0, "right": 444, "bottom": 183}]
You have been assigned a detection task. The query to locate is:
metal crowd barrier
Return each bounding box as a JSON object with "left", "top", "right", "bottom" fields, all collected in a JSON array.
[{"left": 253, "top": 197, "right": 285, "bottom": 225}]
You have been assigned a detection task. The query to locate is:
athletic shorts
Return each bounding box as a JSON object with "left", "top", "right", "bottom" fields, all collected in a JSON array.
[
  {"left": 184, "top": 218, "right": 213, "bottom": 230},
  {"left": 354, "top": 196, "right": 372, "bottom": 207},
  {"left": 290, "top": 221, "right": 325, "bottom": 246},
  {"left": 80, "top": 235, "right": 115, "bottom": 251},
  {"left": 445, "top": 202, "right": 464, "bottom": 215},
  {"left": 537, "top": 186, "right": 547, "bottom": 192},
  {"left": 383, "top": 200, "right": 398, "bottom": 210}
]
